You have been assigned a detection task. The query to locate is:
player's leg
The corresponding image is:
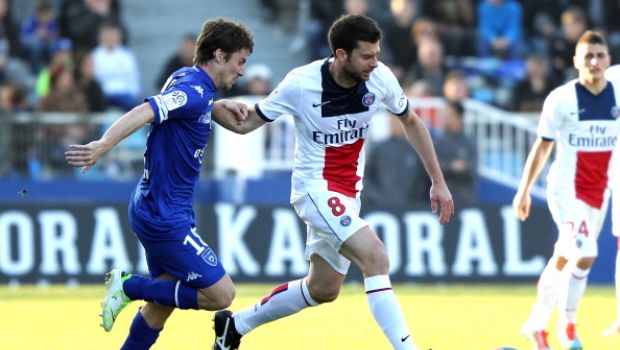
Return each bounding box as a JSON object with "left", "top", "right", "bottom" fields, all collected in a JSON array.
[
  {"left": 120, "top": 274, "right": 175, "bottom": 350},
  {"left": 340, "top": 226, "right": 418, "bottom": 350},
  {"left": 214, "top": 254, "right": 341, "bottom": 350},
  {"left": 235, "top": 253, "right": 342, "bottom": 332},
  {"left": 103, "top": 226, "right": 231, "bottom": 331},
  {"left": 521, "top": 245, "right": 569, "bottom": 349},
  {"left": 521, "top": 191, "right": 574, "bottom": 349},
  {"left": 604, "top": 213, "right": 620, "bottom": 336},
  {"left": 556, "top": 201, "right": 605, "bottom": 349}
]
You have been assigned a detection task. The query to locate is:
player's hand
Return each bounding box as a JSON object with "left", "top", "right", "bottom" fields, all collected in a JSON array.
[
  {"left": 429, "top": 182, "right": 454, "bottom": 224},
  {"left": 512, "top": 191, "right": 531, "bottom": 221},
  {"left": 64, "top": 141, "right": 108, "bottom": 173},
  {"left": 222, "top": 100, "right": 249, "bottom": 124}
]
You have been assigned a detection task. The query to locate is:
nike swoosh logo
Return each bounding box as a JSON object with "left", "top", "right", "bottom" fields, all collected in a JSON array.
[
  {"left": 570, "top": 108, "right": 586, "bottom": 115},
  {"left": 401, "top": 335, "right": 410, "bottom": 342},
  {"left": 215, "top": 336, "right": 230, "bottom": 350},
  {"left": 312, "top": 100, "right": 331, "bottom": 108}
]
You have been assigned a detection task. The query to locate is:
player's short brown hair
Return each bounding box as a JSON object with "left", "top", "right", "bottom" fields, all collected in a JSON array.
[
  {"left": 576, "top": 30, "right": 607, "bottom": 48},
  {"left": 194, "top": 18, "right": 254, "bottom": 65},
  {"left": 328, "top": 14, "right": 381, "bottom": 55}
]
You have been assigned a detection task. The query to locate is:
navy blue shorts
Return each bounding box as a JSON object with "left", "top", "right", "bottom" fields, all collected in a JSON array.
[{"left": 136, "top": 226, "right": 226, "bottom": 289}]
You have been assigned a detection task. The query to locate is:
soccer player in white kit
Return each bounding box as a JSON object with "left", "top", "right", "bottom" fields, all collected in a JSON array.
[
  {"left": 603, "top": 63, "right": 620, "bottom": 336},
  {"left": 211, "top": 14, "right": 454, "bottom": 350},
  {"left": 513, "top": 31, "right": 620, "bottom": 350}
]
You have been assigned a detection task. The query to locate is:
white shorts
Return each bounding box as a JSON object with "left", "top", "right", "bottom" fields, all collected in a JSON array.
[
  {"left": 547, "top": 188, "right": 609, "bottom": 259},
  {"left": 291, "top": 191, "right": 368, "bottom": 274}
]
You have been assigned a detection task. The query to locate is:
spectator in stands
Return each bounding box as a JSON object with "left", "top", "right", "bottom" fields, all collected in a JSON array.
[
  {"left": 59, "top": 0, "right": 124, "bottom": 50},
  {"left": 511, "top": 53, "right": 557, "bottom": 112},
  {"left": 39, "top": 63, "right": 89, "bottom": 177},
  {"left": 240, "top": 63, "right": 272, "bottom": 96},
  {"left": 74, "top": 49, "right": 106, "bottom": 112},
  {"left": 19, "top": 0, "right": 58, "bottom": 74},
  {"left": 364, "top": 115, "right": 427, "bottom": 207},
  {"left": 477, "top": 0, "right": 523, "bottom": 59},
  {"left": 521, "top": 0, "right": 563, "bottom": 55},
  {"left": 434, "top": 101, "right": 477, "bottom": 204},
  {"left": 404, "top": 36, "right": 446, "bottom": 96},
  {"left": 0, "top": 38, "right": 35, "bottom": 93},
  {"left": 0, "top": 82, "right": 29, "bottom": 112},
  {"left": 92, "top": 21, "right": 140, "bottom": 111},
  {"left": 420, "top": 0, "right": 476, "bottom": 57},
  {"left": 39, "top": 64, "right": 87, "bottom": 113},
  {"left": 303, "top": 0, "right": 343, "bottom": 61},
  {"left": 155, "top": 33, "right": 196, "bottom": 90},
  {"left": 550, "top": 6, "right": 588, "bottom": 82},
  {"left": 35, "top": 37, "right": 73, "bottom": 98},
  {"left": 382, "top": 0, "right": 418, "bottom": 82},
  {"left": 442, "top": 70, "right": 470, "bottom": 103},
  {"left": 0, "top": 0, "right": 21, "bottom": 57}
]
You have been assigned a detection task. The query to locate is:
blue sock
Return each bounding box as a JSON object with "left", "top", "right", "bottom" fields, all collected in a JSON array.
[
  {"left": 123, "top": 275, "right": 199, "bottom": 309},
  {"left": 121, "top": 311, "right": 161, "bottom": 350}
]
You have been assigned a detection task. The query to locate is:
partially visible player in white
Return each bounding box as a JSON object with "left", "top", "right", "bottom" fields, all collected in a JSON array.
[
  {"left": 603, "top": 63, "right": 620, "bottom": 336},
  {"left": 210, "top": 14, "right": 454, "bottom": 350},
  {"left": 513, "top": 31, "right": 620, "bottom": 350}
]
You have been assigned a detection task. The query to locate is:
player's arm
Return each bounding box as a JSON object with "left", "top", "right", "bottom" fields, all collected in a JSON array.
[
  {"left": 212, "top": 99, "right": 266, "bottom": 134},
  {"left": 399, "top": 109, "right": 454, "bottom": 224},
  {"left": 65, "top": 102, "right": 154, "bottom": 173},
  {"left": 512, "top": 137, "right": 554, "bottom": 221}
]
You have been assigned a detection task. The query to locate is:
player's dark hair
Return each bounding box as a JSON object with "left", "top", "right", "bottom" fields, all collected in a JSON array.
[
  {"left": 328, "top": 14, "right": 381, "bottom": 55},
  {"left": 577, "top": 30, "right": 607, "bottom": 47},
  {"left": 194, "top": 18, "right": 254, "bottom": 65}
]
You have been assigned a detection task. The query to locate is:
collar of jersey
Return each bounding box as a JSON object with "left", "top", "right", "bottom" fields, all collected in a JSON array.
[{"left": 192, "top": 65, "right": 217, "bottom": 91}]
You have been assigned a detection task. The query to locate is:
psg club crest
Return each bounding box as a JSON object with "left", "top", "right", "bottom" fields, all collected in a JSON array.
[
  {"left": 611, "top": 106, "right": 620, "bottom": 119},
  {"left": 340, "top": 215, "right": 352, "bottom": 227},
  {"left": 361, "top": 92, "right": 376, "bottom": 107}
]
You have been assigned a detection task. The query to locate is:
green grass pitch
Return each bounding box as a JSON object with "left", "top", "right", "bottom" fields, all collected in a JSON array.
[{"left": 1, "top": 284, "right": 619, "bottom": 349}]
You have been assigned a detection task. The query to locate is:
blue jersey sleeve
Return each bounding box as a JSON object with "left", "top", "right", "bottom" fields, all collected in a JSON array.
[{"left": 147, "top": 83, "right": 212, "bottom": 124}]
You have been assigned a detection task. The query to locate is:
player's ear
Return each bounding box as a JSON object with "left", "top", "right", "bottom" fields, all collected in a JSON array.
[
  {"left": 214, "top": 49, "right": 223, "bottom": 63},
  {"left": 335, "top": 48, "right": 347, "bottom": 60}
]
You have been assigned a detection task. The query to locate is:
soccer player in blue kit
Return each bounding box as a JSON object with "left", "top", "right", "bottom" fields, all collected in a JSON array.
[{"left": 65, "top": 18, "right": 253, "bottom": 349}]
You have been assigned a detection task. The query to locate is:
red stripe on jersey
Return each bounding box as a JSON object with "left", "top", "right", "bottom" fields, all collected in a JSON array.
[
  {"left": 260, "top": 283, "right": 289, "bottom": 305},
  {"left": 323, "top": 139, "right": 364, "bottom": 197},
  {"left": 575, "top": 151, "right": 611, "bottom": 209}
]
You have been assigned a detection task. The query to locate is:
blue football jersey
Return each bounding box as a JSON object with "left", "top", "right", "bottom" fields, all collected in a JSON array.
[{"left": 130, "top": 65, "right": 216, "bottom": 234}]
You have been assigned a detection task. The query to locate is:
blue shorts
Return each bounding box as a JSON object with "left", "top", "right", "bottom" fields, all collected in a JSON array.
[{"left": 134, "top": 224, "right": 226, "bottom": 289}]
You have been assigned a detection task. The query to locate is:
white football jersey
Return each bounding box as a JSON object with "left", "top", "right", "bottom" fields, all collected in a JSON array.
[
  {"left": 538, "top": 78, "right": 620, "bottom": 209},
  {"left": 256, "top": 58, "right": 408, "bottom": 199}
]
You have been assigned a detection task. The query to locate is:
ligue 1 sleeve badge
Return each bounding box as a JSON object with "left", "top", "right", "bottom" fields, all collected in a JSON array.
[
  {"left": 611, "top": 105, "right": 620, "bottom": 119},
  {"left": 362, "top": 92, "right": 376, "bottom": 107}
]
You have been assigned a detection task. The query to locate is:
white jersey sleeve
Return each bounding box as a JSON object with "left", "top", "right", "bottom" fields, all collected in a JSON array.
[
  {"left": 256, "top": 70, "right": 301, "bottom": 121},
  {"left": 376, "top": 63, "right": 408, "bottom": 116},
  {"left": 537, "top": 87, "right": 561, "bottom": 140}
]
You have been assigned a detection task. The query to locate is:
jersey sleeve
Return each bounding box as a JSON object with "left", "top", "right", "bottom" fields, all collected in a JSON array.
[
  {"left": 146, "top": 83, "right": 211, "bottom": 124},
  {"left": 379, "top": 64, "right": 409, "bottom": 116},
  {"left": 537, "top": 88, "right": 560, "bottom": 140},
  {"left": 255, "top": 71, "right": 300, "bottom": 122}
]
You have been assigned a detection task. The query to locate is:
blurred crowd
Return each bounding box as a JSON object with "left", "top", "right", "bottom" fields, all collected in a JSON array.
[
  {"left": 286, "top": 0, "right": 620, "bottom": 112},
  {"left": 3, "top": 0, "right": 620, "bottom": 198}
]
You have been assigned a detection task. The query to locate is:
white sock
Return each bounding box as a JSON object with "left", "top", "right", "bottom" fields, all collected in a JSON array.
[
  {"left": 365, "top": 275, "right": 418, "bottom": 350},
  {"left": 616, "top": 248, "right": 620, "bottom": 321},
  {"left": 560, "top": 266, "right": 589, "bottom": 323},
  {"left": 233, "top": 278, "right": 318, "bottom": 335},
  {"left": 528, "top": 260, "right": 564, "bottom": 330}
]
